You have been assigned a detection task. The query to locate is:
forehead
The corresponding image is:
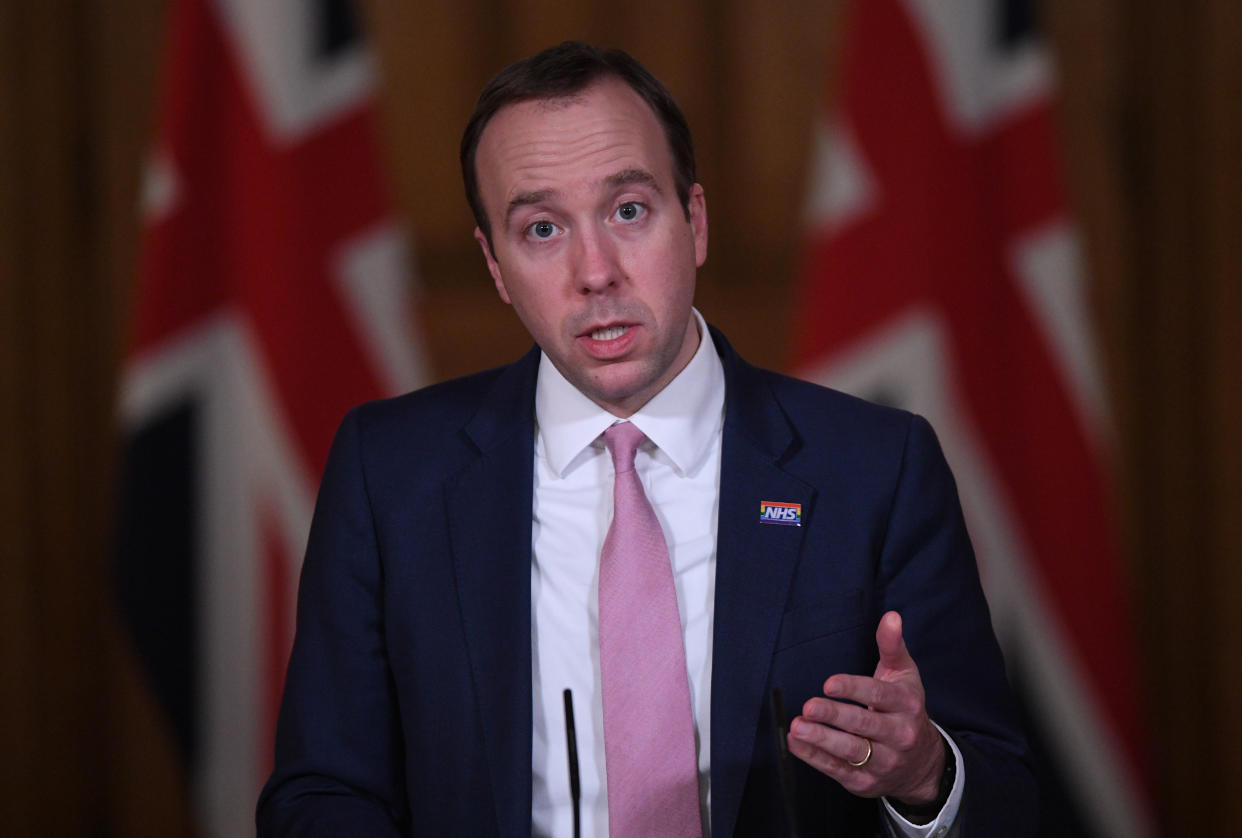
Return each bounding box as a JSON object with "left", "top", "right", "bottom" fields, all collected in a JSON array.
[{"left": 474, "top": 79, "right": 673, "bottom": 214}]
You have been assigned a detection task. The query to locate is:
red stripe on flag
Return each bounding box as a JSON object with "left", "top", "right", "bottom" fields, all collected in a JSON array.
[
  {"left": 982, "top": 105, "right": 1068, "bottom": 239},
  {"left": 130, "top": 0, "right": 237, "bottom": 352}
]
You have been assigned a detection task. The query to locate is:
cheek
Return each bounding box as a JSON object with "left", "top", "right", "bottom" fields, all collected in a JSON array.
[
  {"left": 508, "top": 282, "right": 562, "bottom": 334},
  {"left": 650, "top": 245, "right": 697, "bottom": 305}
]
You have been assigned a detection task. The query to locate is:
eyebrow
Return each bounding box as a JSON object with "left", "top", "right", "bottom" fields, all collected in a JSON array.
[
  {"left": 505, "top": 189, "right": 557, "bottom": 226},
  {"left": 605, "top": 168, "right": 662, "bottom": 194}
]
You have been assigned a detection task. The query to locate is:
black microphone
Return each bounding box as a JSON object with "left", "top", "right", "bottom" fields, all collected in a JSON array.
[
  {"left": 769, "top": 687, "right": 802, "bottom": 838},
  {"left": 563, "top": 688, "right": 582, "bottom": 838}
]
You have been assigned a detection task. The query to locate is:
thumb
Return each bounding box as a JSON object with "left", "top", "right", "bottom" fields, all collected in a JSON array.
[{"left": 875, "top": 611, "right": 915, "bottom": 675}]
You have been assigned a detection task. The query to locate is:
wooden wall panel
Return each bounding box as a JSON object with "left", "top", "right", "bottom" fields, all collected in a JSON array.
[
  {"left": 0, "top": 6, "right": 35, "bottom": 833},
  {"left": 0, "top": 1, "right": 110, "bottom": 833},
  {"left": 1124, "top": 3, "right": 1219, "bottom": 830},
  {"left": 365, "top": 0, "right": 494, "bottom": 245},
  {"left": 1202, "top": 0, "right": 1242, "bottom": 823}
]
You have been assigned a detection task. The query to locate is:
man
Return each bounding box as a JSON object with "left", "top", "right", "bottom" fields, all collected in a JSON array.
[{"left": 258, "top": 42, "right": 1034, "bottom": 837}]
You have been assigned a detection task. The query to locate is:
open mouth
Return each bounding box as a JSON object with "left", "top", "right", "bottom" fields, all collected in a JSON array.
[{"left": 589, "top": 325, "right": 630, "bottom": 341}]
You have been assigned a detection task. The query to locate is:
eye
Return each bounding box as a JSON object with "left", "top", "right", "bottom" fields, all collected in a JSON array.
[
  {"left": 526, "top": 220, "right": 560, "bottom": 240},
  {"left": 614, "top": 202, "right": 645, "bottom": 222}
]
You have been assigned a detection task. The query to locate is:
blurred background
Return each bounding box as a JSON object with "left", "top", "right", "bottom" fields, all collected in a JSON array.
[{"left": 1, "top": 0, "right": 1238, "bottom": 835}]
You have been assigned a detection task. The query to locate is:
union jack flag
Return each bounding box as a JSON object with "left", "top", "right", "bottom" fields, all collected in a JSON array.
[
  {"left": 792, "top": 1, "right": 1152, "bottom": 835},
  {"left": 115, "top": 1, "right": 426, "bottom": 834}
]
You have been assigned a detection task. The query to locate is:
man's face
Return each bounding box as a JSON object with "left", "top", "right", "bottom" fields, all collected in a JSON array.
[{"left": 472, "top": 78, "right": 708, "bottom": 417}]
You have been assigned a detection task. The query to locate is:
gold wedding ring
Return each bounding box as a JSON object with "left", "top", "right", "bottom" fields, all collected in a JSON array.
[{"left": 848, "top": 737, "right": 872, "bottom": 767}]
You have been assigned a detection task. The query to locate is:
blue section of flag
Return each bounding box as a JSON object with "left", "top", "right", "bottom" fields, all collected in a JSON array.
[{"left": 115, "top": 397, "right": 200, "bottom": 764}]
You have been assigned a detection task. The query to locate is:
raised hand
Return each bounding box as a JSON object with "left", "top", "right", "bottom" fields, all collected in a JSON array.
[{"left": 786, "top": 611, "right": 946, "bottom": 806}]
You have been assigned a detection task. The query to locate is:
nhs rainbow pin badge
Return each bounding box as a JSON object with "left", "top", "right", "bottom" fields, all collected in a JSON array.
[{"left": 759, "top": 500, "right": 802, "bottom": 527}]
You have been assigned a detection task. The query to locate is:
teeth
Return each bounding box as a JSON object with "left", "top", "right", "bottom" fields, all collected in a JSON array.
[{"left": 590, "top": 325, "right": 628, "bottom": 341}]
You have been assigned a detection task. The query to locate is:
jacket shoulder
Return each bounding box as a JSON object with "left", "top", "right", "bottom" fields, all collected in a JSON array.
[
  {"left": 765, "top": 368, "right": 916, "bottom": 439},
  {"left": 351, "top": 349, "right": 537, "bottom": 447},
  {"left": 723, "top": 341, "right": 917, "bottom": 443},
  {"left": 710, "top": 323, "right": 916, "bottom": 445},
  {"left": 319, "top": 349, "right": 539, "bottom": 493}
]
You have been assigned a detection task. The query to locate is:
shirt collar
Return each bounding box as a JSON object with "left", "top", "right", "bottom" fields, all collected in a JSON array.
[{"left": 535, "top": 308, "right": 725, "bottom": 477}]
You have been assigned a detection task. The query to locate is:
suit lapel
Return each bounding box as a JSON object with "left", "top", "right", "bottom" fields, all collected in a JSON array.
[
  {"left": 445, "top": 348, "right": 539, "bottom": 838},
  {"left": 709, "top": 331, "right": 815, "bottom": 838}
]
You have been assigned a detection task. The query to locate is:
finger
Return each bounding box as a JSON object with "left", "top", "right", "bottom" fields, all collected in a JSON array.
[
  {"left": 788, "top": 717, "right": 877, "bottom": 769},
  {"left": 787, "top": 722, "right": 887, "bottom": 800},
  {"left": 801, "top": 696, "right": 888, "bottom": 739},
  {"left": 875, "top": 610, "right": 914, "bottom": 674},
  {"left": 820, "top": 674, "right": 918, "bottom": 714}
]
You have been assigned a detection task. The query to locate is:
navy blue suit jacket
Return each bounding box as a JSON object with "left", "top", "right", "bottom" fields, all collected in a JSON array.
[{"left": 257, "top": 328, "right": 1034, "bottom": 836}]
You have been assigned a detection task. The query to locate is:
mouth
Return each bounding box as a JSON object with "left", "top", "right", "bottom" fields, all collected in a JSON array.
[
  {"left": 588, "top": 324, "right": 630, "bottom": 341},
  {"left": 577, "top": 321, "right": 639, "bottom": 360}
]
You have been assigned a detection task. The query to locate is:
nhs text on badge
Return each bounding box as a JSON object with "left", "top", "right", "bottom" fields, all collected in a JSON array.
[{"left": 759, "top": 501, "right": 802, "bottom": 527}]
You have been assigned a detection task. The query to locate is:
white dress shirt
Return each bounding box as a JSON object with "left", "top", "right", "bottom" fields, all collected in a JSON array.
[{"left": 529, "top": 310, "right": 963, "bottom": 838}]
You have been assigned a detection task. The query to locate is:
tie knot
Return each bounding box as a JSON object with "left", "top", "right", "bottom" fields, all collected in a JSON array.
[{"left": 603, "top": 421, "right": 645, "bottom": 473}]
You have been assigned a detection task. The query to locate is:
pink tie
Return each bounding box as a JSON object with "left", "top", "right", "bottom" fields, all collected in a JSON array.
[{"left": 599, "top": 422, "right": 703, "bottom": 837}]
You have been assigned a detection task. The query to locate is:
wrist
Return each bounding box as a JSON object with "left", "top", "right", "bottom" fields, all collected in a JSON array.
[{"left": 889, "top": 733, "right": 955, "bottom": 824}]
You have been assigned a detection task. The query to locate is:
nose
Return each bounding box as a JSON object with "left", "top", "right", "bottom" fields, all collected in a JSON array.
[{"left": 572, "top": 225, "right": 620, "bottom": 295}]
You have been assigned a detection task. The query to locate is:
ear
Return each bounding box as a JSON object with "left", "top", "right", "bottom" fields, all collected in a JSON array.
[
  {"left": 687, "top": 183, "right": 708, "bottom": 268},
  {"left": 474, "top": 227, "right": 511, "bottom": 304}
]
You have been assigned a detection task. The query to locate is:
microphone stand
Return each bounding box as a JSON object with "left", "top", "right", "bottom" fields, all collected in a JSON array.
[
  {"left": 770, "top": 687, "right": 802, "bottom": 838},
  {"left": 563, "top": 689, "right": 582, "bottom": 838}
]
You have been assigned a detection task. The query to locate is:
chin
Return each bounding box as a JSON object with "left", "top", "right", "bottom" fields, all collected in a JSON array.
[{"left": 581, "top": 373, "right": 654, "bottom": 412}]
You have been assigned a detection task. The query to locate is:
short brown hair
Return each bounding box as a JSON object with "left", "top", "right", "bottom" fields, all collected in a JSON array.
[{"left": 461, "top": 41, "right": 697, "bottom": 250}]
